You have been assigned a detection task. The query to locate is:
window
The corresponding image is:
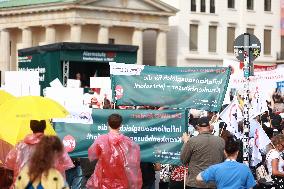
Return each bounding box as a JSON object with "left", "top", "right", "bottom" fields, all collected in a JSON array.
[
  {"left": 247, "top": 0, "right": 254, "bottom": 10},
  {"left": 191, "top": 0, "right": 196, "bottom": 12},
  {"left": 227, "top": 27, "right": 235, "bottom": 53},
  {"left": 209, "top": 26, "right": 217, "bottom": 52},
  {"left": 210, "top": 0, "right": 215, "bottom": 13},
  {"left": 264, "top": 0, "right": 271, "bottom": 11},
  {"left": 108, "top": 38, "right": 115, "bottom": 44},
  {"left": 246, "top": 28, "right": 254, "bottom": 35},
  {"left": 201, "top": 0, "right": 206, "bottom": 12},
  {"left": 190, "top": 24, "right": 198, "bottom": 51},
  {"left": 228, "top": 0, "right": 235, "bottom": 8},
  {"left": 264, "top": 29, "right": 271, "bottom": 55}
]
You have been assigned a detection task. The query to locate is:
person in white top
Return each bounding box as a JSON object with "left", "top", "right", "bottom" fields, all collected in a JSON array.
[{"left": 266, "top": 134, "right": 284, "bottom": 188}]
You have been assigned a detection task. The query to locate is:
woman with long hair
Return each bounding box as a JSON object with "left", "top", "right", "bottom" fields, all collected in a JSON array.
[
  {"left": 5, "top": 120, "right": 73, "bottom": 186},
  {"left": 266, "top": 134, "right": 284, "bottom": 188},
  {"left": 15, "top": 136, "right": 68, "bottom": 189}
]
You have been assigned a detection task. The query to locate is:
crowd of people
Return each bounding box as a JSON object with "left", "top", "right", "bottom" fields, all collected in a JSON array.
[
  {"left": 1, "top": 89, "right": 284, "bottom": 189},
  {"left": 0, "top": 114, "right": 264, "bottom": 189}
]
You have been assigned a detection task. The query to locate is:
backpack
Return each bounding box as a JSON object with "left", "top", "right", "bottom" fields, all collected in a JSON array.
[{"left": 14, "top": 166, "right": 68, "bottom": 189}]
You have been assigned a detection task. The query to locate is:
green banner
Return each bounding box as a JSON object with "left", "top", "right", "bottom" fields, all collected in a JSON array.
[
  {"left": 112, "top": 66, "right": 231, "bottom": 112},
  {"left": 54, "top": 109, "right": 187, "bottom": 165}
]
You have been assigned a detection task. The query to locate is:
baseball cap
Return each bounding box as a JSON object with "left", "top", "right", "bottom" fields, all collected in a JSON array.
[{"left": 197, "top": 117, "right": 210, "bottom": 127}]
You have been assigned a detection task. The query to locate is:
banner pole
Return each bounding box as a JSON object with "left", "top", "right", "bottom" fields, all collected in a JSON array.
[{"left": 242, "top": 33, "right": 251, "bottom": 166}]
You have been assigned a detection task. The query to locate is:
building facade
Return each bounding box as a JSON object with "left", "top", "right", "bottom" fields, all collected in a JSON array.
[
  {"left": 159, "top": 0, "right": 280, "bottom": 67},
  {"left": 0, "top": 0, "right": 177, "bottom": 83}
]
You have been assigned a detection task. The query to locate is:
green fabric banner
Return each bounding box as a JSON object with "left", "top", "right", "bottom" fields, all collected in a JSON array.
[
  {"left": 54, "top": 109, "right": 187, "bottom": 165},
  {"left": 112, "top": 66, "right": 231, "bottom": 112}
]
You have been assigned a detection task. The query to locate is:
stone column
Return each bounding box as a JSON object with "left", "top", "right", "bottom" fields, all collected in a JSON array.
[
  {"left": 70, "top": 24, "right": 82, "bottom": 42},
  {"left": 132, "top": 28, "right": 143, "bottom": 65},
  {"left": 21, "top": 26, "right": 32, "bottom": 48},
  {"left": 0, "top": 29, "right": 11, "bottom": 74},
  {"left": 155, "top": 29, "right": 167, "bottom": 66},
  {"left": 45, "top": 25, "right": 56, "bottom": 44},
  {"left": 97, "top": 25, "right": 109, "bottom": 44}
]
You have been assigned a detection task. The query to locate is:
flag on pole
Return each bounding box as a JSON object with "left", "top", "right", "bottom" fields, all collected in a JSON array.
[
  {"left": 250, "top": 119, "right": 271, "bottom": 166},
  {"left": 250, "top": 86, "right": 268, "bottom": 119},
  {"left": 220, "top": 98, "right": 243, "bottom": 139}
]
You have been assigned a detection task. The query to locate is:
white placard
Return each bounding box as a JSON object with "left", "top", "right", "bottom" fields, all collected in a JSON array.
[
  {"left": 90, "top": 77, "right": 111, "bottom": 89},
  {"left": 21, "top": 84, "right": 41, "bottom": 96},
  {"left": 53, "top": 106, "right": 93, "bottom": 124},
  {"left": 67, "top": 79, "right": 81, "bottom": 88},
  {"left": 50, "top": 78, "right": 63, "bottom": 88},
  {"left": 89, "top": 77, "right": 112, "bottom": 103},
  {"left": 4, "top": 71, "right": 40, "bottom": 96},
  {"left": 5, "top": 71, "right": 39, "bottom": 85},
  {"left": 4, "top": 83, "right": 21, "bottom": 97},
  {"left": 45, "top": 87, "right": 84, "bottom": 108},
  {"left": 109, "top": 62, "right": 145, "bottom": 75}
]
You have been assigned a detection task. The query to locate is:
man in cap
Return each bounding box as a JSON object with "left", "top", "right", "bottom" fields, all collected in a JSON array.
[{"left": 180, "top": 116, "right": 225, "bottom": 189}]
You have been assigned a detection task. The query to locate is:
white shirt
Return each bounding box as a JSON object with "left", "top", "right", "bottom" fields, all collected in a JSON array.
[{"left": 266, "top": 149, "right": 284, "bottom": 175}]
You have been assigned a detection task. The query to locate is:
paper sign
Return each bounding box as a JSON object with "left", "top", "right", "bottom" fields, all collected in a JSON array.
[
  {"left": 67, "top": 79, "right": 81, "bottom": 88},
  {"left": 50, "top": 78, "right": 63, "bottom": 88},
  {"left": 4, "top": 71, "right": 40, "bottom": 96},
  {"left": 109, "top": 62, "right": 145, "bottom": 75},
  {"left": 45, "top": 87, "right": 84, "bottom": 107},
  {"left": 90, "top": 77, "right": 111, "bottom": 89}
]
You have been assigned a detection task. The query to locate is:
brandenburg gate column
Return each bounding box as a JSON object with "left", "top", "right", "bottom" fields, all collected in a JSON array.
[
  {"left": 155, "top": 29, "right": 167, "bottom": 66},
  {"left": 45, "top": 25, "right": 56, "bottom": 44},
  {"left": 97, "top": 24, "right": 110, "bottom": 44},
  {"left": 21, "top": 26, "right": 32, "bottom": 48},
  {"left": 0, "top": 28, "right": 11, "bottom": 82},
  {"left": 70, "top": 24, "right": 82, "bottom": 42},
  {"left": 132, "top": 27, "right": 144, "bottom": 65}
]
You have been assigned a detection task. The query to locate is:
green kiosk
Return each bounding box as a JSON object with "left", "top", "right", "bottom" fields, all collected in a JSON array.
[{"left": 18, "top": 42, "right": 138, "bottom": 93}]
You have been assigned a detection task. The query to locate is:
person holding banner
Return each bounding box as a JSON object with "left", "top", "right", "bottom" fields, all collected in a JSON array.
[
  {"left": 180, "top": 117, "right": 225, "bottom": 189},
  {"left": 86, "top": 114, "right": 142, "bottom": 189}
]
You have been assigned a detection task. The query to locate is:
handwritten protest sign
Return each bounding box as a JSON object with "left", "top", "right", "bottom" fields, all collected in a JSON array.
[
  {"left": 54, "top": 109, "right": 187, "bottom": 164},
  {"left": 111, "top": 66, "right": 231, "bottom": 112}
]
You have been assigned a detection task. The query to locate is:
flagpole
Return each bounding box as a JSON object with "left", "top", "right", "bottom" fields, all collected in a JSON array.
[{"left": 242, "top": 33, "right": 251, "bottom": 166}]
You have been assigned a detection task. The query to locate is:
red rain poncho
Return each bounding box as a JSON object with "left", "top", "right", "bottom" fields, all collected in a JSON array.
[
  {"left": 4, "top": 133, "right": 74, "bottom": 184},
  {"left": 87, "top": 132, "right": 142, "bottom": 189}
]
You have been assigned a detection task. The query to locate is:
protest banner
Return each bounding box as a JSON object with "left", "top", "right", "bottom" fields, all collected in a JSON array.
[
  {"left": 111, "top": 66, "right": 231, "bottom": 112},
  {"left": 229, "top": 68, "right": 284, "bottom": 90},
  {"left": 54, "top": 109, "right": 187, "bottom": 165}
]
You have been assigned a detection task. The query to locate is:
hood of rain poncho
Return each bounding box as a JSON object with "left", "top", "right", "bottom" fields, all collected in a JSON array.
[{"left": 87, "top": 132, "right": 142, "bottom": 189}]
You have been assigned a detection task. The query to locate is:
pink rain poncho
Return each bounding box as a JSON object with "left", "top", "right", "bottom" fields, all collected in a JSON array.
[
  {"left": 87, "top": 132, "right": 142, "bottom": 189},
  {"left": 5, "top": 133, "right": 74, "bottom": 184}
]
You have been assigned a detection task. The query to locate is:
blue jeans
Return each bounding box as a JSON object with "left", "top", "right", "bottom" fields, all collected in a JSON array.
[{"left": 66, "top": 165, "right": 82, "bottom": 189}]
